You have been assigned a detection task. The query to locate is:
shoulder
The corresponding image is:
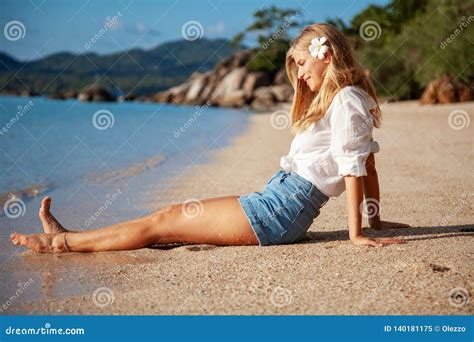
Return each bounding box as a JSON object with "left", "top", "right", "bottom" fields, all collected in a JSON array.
[
  {"left": 329, "top": 86, "right": 376, "bottom": 127},
  {"left": 334, "top": 86, "right": 371, "bottom": 107},
  {"left": 329, "top": 86, "right": 376, "bottom": 117}
]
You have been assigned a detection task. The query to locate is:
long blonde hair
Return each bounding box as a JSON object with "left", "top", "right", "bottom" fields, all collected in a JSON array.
[{"left": 286, "top": 23, "right": 382, "bottom": 134}]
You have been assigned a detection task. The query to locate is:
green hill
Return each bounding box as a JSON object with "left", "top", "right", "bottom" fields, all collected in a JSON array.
[{"left": 0, "top": 38, "right": 240, "bottom": 96}]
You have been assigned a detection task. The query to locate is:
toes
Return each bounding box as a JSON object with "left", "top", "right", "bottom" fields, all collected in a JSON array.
[
  {"left": 10, "top": 233, "right": 20, "bottom": 245},
  {"left": 39, "top": 196, "right": 51, "bottom": 217},
  {"left": 10, "top": 233, "right": 28, "bottom": 246}
]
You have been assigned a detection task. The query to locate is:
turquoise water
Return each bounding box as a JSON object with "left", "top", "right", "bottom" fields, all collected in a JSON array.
[{"left": 0, "top": 95, "right": 250, "bottom": 256}]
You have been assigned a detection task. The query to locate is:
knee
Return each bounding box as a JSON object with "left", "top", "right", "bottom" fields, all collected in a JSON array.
[{"left": 150, "top": 204, "right": 181, "bottom": 227}]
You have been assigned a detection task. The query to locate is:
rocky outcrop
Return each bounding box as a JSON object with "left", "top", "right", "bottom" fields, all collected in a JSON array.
[
  {"left": 48, "top": 90, "right": 78, "bottom": 100},
  {"left": 152, "top": 50, "right": 293, "bottom": 110},
  {"left": 78, "top": 86, "right": 115, "bottom": 102},
  {"left": 420, "top": 76, "right": 473, "bottom": 104}
]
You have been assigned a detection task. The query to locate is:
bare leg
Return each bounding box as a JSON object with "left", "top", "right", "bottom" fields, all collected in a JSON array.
[{"left": 10, "top": 195, "right": 258, "bottom": 253}]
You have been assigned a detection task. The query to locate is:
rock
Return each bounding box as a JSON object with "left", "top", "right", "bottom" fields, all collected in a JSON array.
[
  {"left": 48, "top": 93, "right": 66, "bottom": 100},
  {"left": 270, "top": 84, "right": 293, "bottom": 102},
  {"left": 19, "top": 89, "right": 38, "bottom": 97},
  {"left": 150, "top": 49, "right": 292, "bottom": 109},
  {"left": 250, "top": 87, "right": 276, "bottom": 111},
  {"left": 48, "top": 90, "right": 78, "bottom": 100},
  {"left": 242, "top": 72, "right": 273, "bottom": 96},
  {"left": 420, "top": 76, "right": 474, "bottom": 104},
  {"left": 154, "top": 82, "right": 191, "bottom": 104},
  {"left": 215, "top": 50, "right": 251, "bottom": 71},
  {"left": 118, "top": 93, "right": 136, "bottom": 102},
  {"left": 437, "top": 77, "right": 457, "bottom": 104},
  {"left": 169, "top": 82, "right": 191, "bottom": 104},
  {"left": 211, "top": 67, "right": 248, "bottom": 102},
  {"left": 458, "top": 81, "right": 473, "bottom": 102},
  {"left": 63, "top": 90, "right": 78, "bottom": 99},
  {"left": 185, "top": 72, "right": 210, "bottom": 104},
  {"left": 274, "top": 68, "right": 290, "bottom": 85},
  {"left": 217, "top": 90, "right": 248, "bottom": 107},
  {"left": 199, "top": 73, "right": 219, "bottom": 101},
  {"left": 153, "top": 90, "right": 172, "bottom": 103},
  {"left": 78, "top": 86, "right": 115, "bottom": 102}
]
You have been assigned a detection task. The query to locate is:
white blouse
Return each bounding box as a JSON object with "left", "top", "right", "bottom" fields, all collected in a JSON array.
[{"left": 280, "top": 86, "right": 380, "bottom": 198}]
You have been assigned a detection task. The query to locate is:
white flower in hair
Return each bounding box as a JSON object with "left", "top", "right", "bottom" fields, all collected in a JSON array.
[{"left": 309, "top": 37, "right": 328, "bottom": 60}]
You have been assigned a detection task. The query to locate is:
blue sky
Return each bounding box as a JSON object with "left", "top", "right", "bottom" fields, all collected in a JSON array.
[{"left": 1, "top": 0, "right": 390, "bottom": 61}]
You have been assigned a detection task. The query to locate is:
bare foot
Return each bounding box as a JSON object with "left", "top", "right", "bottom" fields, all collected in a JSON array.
[
  {"left": 10, "top": 232, "right": 67, "bottom": 253},
  {"left": 39, "top": 196, "right": 69, "bottom": 234}
]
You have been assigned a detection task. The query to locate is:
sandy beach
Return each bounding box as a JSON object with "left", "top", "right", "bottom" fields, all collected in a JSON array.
[{"left": 3, "top": 100, "right": 473, "bottom": 315}]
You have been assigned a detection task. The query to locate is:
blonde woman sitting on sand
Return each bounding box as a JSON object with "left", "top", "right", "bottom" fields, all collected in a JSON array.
[{"left": 11, "top": 23, "right": 410, "bottom": 253}]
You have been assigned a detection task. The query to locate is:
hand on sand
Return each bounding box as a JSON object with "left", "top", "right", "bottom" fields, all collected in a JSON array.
[{"left": 351, "top": 236, "right": 406, "bottom": 247}]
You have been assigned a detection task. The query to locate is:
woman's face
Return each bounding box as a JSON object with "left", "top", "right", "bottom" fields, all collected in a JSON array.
[{"left": 293, "top": 49, "right": 329, "bottom": 92}]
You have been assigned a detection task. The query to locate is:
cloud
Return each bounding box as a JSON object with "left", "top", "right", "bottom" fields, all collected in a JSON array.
[
  {"left": 207, "top": 20, "right": 225, "bottom": 35},
  {"left": 107, "top": 19, "right": 160, "bottom": 37}
]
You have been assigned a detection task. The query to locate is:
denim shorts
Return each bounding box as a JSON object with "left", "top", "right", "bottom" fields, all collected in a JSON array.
[{"left": 238, "top": 170, "right": 329, "bottom": 246}]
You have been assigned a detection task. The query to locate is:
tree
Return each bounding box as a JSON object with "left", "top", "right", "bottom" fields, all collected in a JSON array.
[{"left": 231, "top": 6, "right": 305, "bottom": 73}]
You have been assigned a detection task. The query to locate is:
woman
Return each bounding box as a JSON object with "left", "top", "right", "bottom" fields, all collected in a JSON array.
[{"left": 10, "top": 23, "right": 409, "bottom": 253}]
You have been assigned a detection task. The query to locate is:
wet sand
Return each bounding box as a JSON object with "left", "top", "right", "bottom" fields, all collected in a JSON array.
[{"left": 2, "top": 100, "right": 473, "bottom": 315}]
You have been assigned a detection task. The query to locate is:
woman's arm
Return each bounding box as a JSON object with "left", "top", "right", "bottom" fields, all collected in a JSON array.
[
  {"left": 362, "top": 153, "right": 381, "bottom": 228},
  {"left": 344, "top": 175, "right": 405, "bottom": 247},
  {"left": 362, "top": 153, "right": 411, "bottom": 230}
]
